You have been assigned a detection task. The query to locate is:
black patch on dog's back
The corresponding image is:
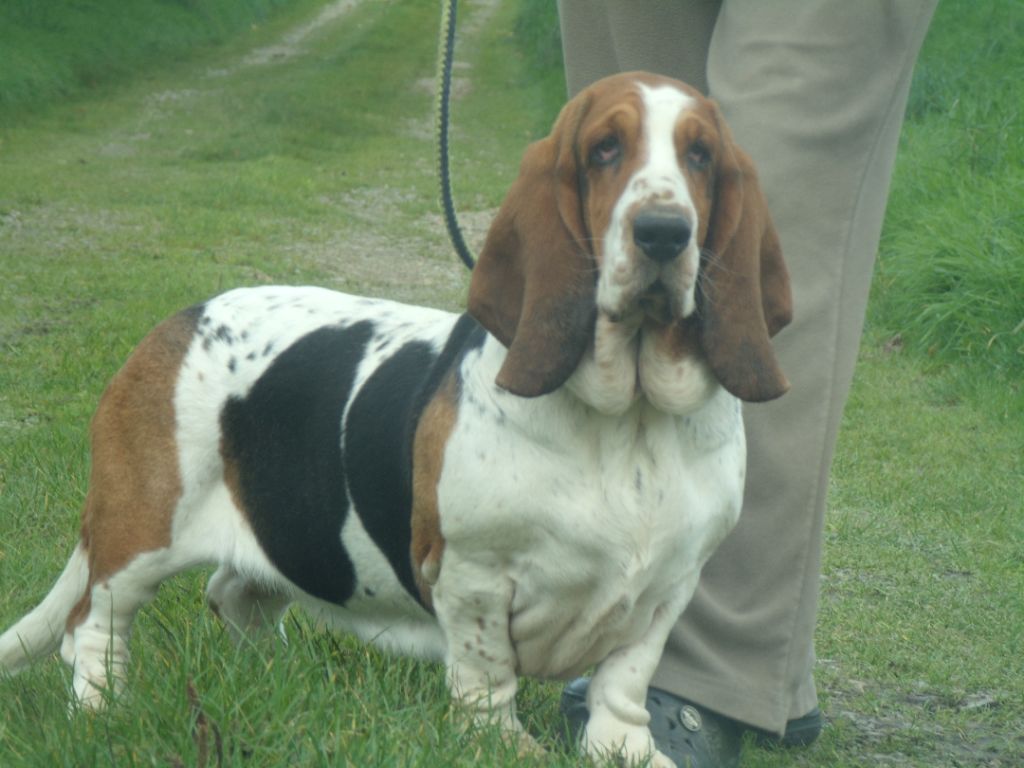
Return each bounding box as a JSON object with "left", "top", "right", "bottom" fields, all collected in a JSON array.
[
  {"left": 220, "top": 322, "right": 373, "bottom": 605},
  {"left": 344, "top": 313, "right": 485, "bottom": 603},
  {"left": 344, "top": 341, "right": 436, "bottom": 599},
  {"left": 220, "top": 314, "right": 486, "bottom": 607}
]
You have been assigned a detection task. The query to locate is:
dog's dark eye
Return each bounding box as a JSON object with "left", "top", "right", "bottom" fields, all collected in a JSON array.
[
  {"left": 686, "top": 143, "right": 711, "bottom": 171},
  {"left": 590, "top": 135, "right": 622, "bottom": 167}
]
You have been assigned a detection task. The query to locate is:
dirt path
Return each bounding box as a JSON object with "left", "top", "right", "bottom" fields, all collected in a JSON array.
[
  {"left": 240, "top": 0, "right": 366, "bottom": 68},
  {"left": 3, "top": 0, "right": 504, "bottom": 312}
]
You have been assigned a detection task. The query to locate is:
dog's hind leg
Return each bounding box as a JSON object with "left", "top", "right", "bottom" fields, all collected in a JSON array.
[
  {"left": 57, "top": 306, "right": 207, "bottom": 708},
  {"left": 206, "top": 566, "right": 291, "bottom": 642},
  {"left": 62, "top": 548, "right": 187, "bottom": 708}
]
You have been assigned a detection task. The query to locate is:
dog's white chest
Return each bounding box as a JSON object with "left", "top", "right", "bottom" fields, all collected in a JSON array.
[{"left": 435, "top": 350, "right": 745, "bottom": 678}]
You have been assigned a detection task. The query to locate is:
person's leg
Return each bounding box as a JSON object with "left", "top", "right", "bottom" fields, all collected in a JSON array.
[
  {"left": 559, "top": 0, "right": 937, "bottom": 738},
  {"left": 557, "top": 0, "right": 720, "bottom": 96},
  {"left": 655, "top": 0, "right": 938, "bottom": 735}
]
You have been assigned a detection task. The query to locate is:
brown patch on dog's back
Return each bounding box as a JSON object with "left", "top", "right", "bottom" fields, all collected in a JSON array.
[
  {"left": 410, "top": 372, "right": 459, "bottom": 611},
  {"left": 67, "top": 306, "right": 201, "bottom": 633}
]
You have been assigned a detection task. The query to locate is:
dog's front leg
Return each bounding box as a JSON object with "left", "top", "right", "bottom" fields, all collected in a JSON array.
[
  {"left": 582, "top": 590, "right": 695, "bottom": 768},
  {"left": 431, "top": 558, "right": 540, "bottom": 756}
]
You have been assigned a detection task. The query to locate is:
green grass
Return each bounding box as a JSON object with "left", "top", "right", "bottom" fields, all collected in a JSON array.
[
  {"left": 872, "top": 1, "right": 1024, "bottom": 389},
  {"left": 1, "top": 0, "right": 1022, "bottom": 766},
  {"left": 0, "top": 0, "right": 318, "bottom": 120}
]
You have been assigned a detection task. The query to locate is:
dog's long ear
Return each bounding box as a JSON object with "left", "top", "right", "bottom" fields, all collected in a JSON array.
[
  {"left": 699, "top": 102, "right": 793, "bottom": 403},
  {"left": 468, "top": 96, "right": 596, "bottom": 398}
]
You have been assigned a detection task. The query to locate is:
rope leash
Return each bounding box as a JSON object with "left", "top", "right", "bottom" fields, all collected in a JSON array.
[{"left": 435, "top": 0, "right": 475, "bottom": 270}]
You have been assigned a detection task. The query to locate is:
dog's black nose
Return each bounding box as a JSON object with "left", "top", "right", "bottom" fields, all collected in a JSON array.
[{"left": 633, "top": 211, "right": 692, "bottom": 263}]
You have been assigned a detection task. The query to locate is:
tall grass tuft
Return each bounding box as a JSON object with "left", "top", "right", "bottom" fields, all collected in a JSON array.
[
  {"left": 513, "top": 0, "right": 564, "bottom": 74},
  {"left": 874, "top": 0, "right": 1024, "bottom": 381}
]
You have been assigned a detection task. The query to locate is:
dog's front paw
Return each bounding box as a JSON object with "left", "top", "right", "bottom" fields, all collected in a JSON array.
[
  {"left": 583, "top": 716, "right": 674, "bottom": 768},
  {"left": 584, "top": 742, "right": 676, "bottom": 768},
  {"left": 646, "top": 748, "right": 677, "bottom": 768},
  {"left": 450, "top": 704, "right": 546, "bottom": 760},
  {"left": 507, "top": 728, "right": 546, "bottom": 759}
]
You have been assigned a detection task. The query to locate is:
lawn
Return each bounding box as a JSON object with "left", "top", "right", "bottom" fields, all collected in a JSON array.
[{"left": 1, "top": 0, "right": 1021, "bottom": 766}]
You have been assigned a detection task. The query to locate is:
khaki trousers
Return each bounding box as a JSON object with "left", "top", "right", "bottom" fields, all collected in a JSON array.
[{"left": 558, "top": 0, "right": 936, "bottom": 734}]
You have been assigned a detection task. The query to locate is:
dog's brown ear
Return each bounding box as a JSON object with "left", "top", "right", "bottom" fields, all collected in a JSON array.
[
  {"left": 468, "top": 97, "right": 596, "bottom": 397},
  {"left": 699, "top": 102, "right": 793, "bottom": 403}
]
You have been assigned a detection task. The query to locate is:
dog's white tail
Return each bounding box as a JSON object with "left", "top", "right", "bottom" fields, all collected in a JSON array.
[{"left": 0, "top": 544, "right": 89, "bottom": 675}]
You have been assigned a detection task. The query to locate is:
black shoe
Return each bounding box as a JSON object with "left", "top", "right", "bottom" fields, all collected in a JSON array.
[
  {"left": 560, "top": 678, "right": 741, "bottom": 768},
  {"left": 750, "top": 706, "right": 823, "bottom": 748}
]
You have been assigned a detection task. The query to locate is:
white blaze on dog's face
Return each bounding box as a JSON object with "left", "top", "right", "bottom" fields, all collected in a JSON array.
[{"left": 581, "top": 82, "right": 714, "bottom": 325}]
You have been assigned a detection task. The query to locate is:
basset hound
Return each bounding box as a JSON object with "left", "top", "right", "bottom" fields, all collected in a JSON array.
[{"left": 0, "top": 72, "right": 790, "bottom": 767}]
